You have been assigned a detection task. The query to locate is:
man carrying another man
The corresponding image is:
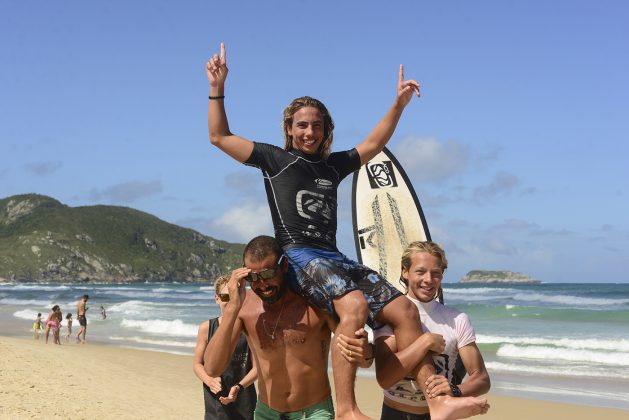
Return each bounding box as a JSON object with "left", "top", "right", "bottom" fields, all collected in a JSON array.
[{"left": 204, "top": 236, "right": 489, "bottom": 419}]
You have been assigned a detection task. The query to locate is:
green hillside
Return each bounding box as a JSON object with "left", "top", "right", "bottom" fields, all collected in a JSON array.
[{"left": 0, "top": 194, "right": 244, "bottom": 283}]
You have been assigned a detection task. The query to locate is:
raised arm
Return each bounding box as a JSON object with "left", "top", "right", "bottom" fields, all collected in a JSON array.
[
  {"left": 374, "top": 332, "right": 445, "bottom": 389},
  {"left": 355, "top": 65, "right": 420, "bottom": 165},
  {"left": 206, "top": 42, "right": 254, "bottom": 163},
  {"left": 203, "top": 267, "right": 250, "bottom": 377}
]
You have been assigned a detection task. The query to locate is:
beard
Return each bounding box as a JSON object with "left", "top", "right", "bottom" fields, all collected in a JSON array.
[{"left": 254, "top": 280, "right": 287, "bottom": 305}]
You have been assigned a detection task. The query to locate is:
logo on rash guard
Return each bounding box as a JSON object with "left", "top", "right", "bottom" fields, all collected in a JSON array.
[
  {"left": 296, "top": 190, "right": 334, "bottom": 223},
  {"left": 314, "top": 178, "right": 333, "bottom": 190}
]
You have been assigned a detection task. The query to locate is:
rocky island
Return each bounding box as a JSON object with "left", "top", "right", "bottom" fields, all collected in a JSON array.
[{"left": 460, "top": 270, "right": 540, "bottom": 284}]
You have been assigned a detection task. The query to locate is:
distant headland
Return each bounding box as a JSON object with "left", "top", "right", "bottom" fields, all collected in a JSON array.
[
  {"left": 0, "top": 193, "right": 245, "bottom": 283},
  {"left": 460, "top": 270, "right": 540, "bottom": 284}
]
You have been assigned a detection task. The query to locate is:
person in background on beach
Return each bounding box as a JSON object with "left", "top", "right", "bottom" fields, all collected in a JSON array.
[
  {"left": 205, "top": 235, "right": 352, "bottom": 419},
  {"left": 45, "top": 305, "right": 63, "bottom": 345},
  {"left": 340, "top": 241, "right": 491, "bottom": 419},
  {"left": 206, "top": 43, "right": 488, "bottom": 420},
  {"left": 65, "top": 313, "right": 73, "bottom": 342},
  {"left": 76, "top": 294, "right": 89, "bottom": 344},
  {"left": 32, "top": 312, "right": 44, "bottom": 339},
  {"left": 194, "top": 275, "right": 257, "bottom": 420},
  {"left": 100, "top": 305, "right": 107, "bottom": 320}
]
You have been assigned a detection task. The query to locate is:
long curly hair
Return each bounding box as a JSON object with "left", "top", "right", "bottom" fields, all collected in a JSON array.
[{"left": 282, "top": 96, "right": 335, "bottom": 159}]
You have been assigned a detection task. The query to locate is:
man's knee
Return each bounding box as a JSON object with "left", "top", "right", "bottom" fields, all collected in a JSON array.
[{"left": 334, "top": 290, "right": 368, "bottom": 324}]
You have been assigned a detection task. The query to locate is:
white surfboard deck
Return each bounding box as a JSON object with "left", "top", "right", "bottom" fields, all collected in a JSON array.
[{"left": 352, "top": 147, "right": 431, "bottom": 292}]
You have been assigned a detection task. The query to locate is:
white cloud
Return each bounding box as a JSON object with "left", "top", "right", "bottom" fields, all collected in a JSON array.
[
  {"left": 393, "top": 136, "right": 470, "bottom": 183},
  {"left": 211, "top": 203, "right": 274, "bottom": 242},
  {"left": 472, "top": 171, "right": 520, "bottom": 203}
]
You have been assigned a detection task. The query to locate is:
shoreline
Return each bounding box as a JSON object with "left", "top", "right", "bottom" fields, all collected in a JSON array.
[{"left": 2, "top": 335, "right": 627, "bottom": 419}]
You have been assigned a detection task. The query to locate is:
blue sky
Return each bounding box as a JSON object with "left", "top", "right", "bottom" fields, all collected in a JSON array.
[{"left": 2, "top": 1, "right": 627, "bottom": 283}]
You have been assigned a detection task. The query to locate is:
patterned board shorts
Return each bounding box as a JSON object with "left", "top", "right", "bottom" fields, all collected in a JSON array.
[{"left": 285, "top": 247, "right": 402, "bottom": 329}]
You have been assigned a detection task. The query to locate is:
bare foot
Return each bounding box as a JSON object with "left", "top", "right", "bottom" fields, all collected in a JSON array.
[{"left": 429, "top": 395, "right": 489, "bottom": 420}]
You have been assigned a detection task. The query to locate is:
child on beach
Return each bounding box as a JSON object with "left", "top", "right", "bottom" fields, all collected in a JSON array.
[
  {"left": 45, "top": 305, "right": 63, "bottom": 345},
  {"left": 32, "top": 313, "right": 44, "bottom": 339},
  {"left": 65, "top": 313, "right": 73, "bottom": 342}
]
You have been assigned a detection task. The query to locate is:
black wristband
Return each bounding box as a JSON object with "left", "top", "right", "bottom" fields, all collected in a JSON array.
[
  {"left": 209, "top": 95, "right": 225, "bottom": 100},
  {"left": 450, "top": 384, "right": 462, "bottom": 397},
  {"left": 364, "top": 343, "right": 375, "bottom": 360},
  {"left": 236, "top": 383, "right": 244, "bottom": 392}
]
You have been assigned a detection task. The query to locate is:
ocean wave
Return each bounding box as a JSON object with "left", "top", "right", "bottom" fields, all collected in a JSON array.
[
  {"left": 13, "top": 309, "right": 42, "bottom": 320},
  {"left": 2, "top": 298, "right": 52, "bottom": 306},
  {"left": 443, "top": 287, "right": 519, "bottom": 295},
  {"left": 477, "top": 334, "right": 629, "bottom": 352},
  {"left": 107, "top": 300, "right": 153, "bottom": 316},
  {"left": 512, "top": 292, "right": 629, "bottom": 307},
  {"left": 0, "top": 284, "right": 72, "bottom": 292},
  {"left": 91, "top": 286, "right": 146, "bottom": 292},
  {"left": 117, "top": 345, "right": 192, "bottom": 356},
  {"left": 101, "top": 289, "right": 210, "bottom": 300},
  {"left": 496, "top": 344, "right": 629, "bottom": 366},
  {"left": 107, "top": 300, "right": 212, "bottom": 316},
  {"left": 109, "top": 335, "right": 195, "bottom": 348},
  {"left": 120, "top": 318, "right": 198, "bottom": 337},
  {"left": 485, "top": 361, "right": 629, "bottom": 380},
  {"left": 444, "top": 295, "right": 508, "bottom": 303},
  {"left": 150, "top": 287, "right": 195, "bottom": 294}
]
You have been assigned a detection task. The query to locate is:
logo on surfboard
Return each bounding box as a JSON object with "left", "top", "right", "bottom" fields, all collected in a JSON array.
[{"left": 366, "top": 161, "right": 398, "bottom": 189}]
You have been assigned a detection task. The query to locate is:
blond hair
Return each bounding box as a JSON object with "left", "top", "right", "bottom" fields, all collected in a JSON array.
[
  {"left": 213, "top": 275, "right": 229, "bottom": 295},
  {"left": 400, "top": 241, "right": 448, "bottom": 289}
]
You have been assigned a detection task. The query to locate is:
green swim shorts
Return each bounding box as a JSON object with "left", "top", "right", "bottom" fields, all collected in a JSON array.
[{"left": 254, "top": 396, "right": 334, "bottom": 419}]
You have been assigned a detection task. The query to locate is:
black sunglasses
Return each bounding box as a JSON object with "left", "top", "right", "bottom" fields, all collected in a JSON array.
[
  {"left": 245, "top": 255, "right": 285, "bottom": 284},
  {"left": 217, "top": 293, "right": 230, "bottom": 302}
]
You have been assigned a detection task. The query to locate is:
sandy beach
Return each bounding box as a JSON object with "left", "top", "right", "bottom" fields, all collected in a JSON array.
[{"left": 1, "top": 336, "right": 627, "bottom": 419}]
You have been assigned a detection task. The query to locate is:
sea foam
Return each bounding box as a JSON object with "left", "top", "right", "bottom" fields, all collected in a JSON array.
[
  {"left": 496, "top": 344, "right": 629, "bottom": 366},
  {"left": 477, "top": 334, "right": 629, "bottom": 352},
  {"left": 120, "top": 318, "right": 198, "bottom": 337},
  {"left": 485, "top": 361, "right": 628, "bottom": 380}
]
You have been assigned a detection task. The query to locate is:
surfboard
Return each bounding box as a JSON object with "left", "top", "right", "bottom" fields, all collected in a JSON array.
[{"left": 351, "top": 147, "right": 431, "bottom": 292}]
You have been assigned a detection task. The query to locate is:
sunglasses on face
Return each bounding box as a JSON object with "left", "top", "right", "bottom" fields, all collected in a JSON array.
[
  {"left": 245, "top": 255, "right": 285, "bottom": 284},
  {"left": 217, "top": 293, "right": 230, "bottom": 302}
]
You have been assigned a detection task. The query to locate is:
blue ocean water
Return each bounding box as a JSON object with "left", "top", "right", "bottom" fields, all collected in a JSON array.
[{"left": 1, "top": 282, "right": 628, "bottom": 410}]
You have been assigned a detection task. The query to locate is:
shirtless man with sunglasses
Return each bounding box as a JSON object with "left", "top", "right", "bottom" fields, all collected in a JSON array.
[{"left": 205, "top": 235, "right": 349, "bottom": 419}]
